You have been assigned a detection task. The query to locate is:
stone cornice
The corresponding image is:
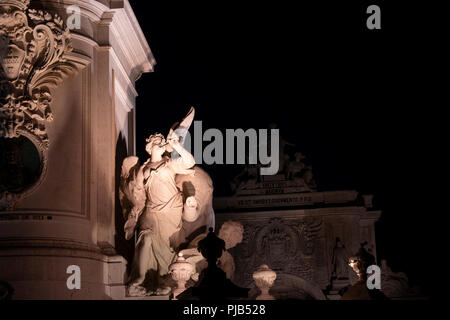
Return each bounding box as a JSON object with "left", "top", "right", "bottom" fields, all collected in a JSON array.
[
  {"left": 214, "top": 190, "right": 360, "bottom": 211},
  {"left": 106, "top": 4, "right": 155, "bottom": 80},
  {"left": 36, "top": 0, "right": 155, "bottom": 81},
  {"left": 360, "top": 210, "right": 382, "bottom": 221},
  {"left": 216, "top": 206, "right": 374, "bottom": 222}
]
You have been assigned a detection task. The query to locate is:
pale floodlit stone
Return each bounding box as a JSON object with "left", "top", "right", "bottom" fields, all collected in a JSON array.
[
  {"left": 0, "top": 0, "right": 155, "bottom": 300},
  {"left": 120, "top": 108, "right": 216, "bottom": 296},
  {"left": 169, "top": 253, "right": 195, "bottom": 300},
  {"left": 253, "top": 264, "right": 277, "bottom": 300}
]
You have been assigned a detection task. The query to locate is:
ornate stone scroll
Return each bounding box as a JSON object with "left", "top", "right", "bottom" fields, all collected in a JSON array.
[
  {"left": 0, "top": 0, "right": 75, "bottom": 208},
  {"left": 230, "top": 217, "right": 325, "bottom": 288}
]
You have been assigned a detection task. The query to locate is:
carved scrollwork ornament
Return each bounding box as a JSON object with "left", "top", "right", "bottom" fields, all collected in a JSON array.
[{"left": 0, "top": 0, "right": 76, "bottom": 208}]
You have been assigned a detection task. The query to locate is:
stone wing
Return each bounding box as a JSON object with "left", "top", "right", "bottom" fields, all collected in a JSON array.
[{"left": 119, "top": 156, "right": 146, "bottom": 240}]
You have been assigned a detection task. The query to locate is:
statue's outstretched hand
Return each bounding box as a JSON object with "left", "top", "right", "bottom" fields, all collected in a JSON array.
[{"left": 183, "top": 196, "right": 200, "bottom": 222}]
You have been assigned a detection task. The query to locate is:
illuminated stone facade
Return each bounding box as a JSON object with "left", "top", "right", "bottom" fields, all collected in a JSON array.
[
  {"left": 215, "top": 172, "right": 381, "bottom": 300},
  {"left": 0, "top": 0, "right": 154, "bottom": 299}
]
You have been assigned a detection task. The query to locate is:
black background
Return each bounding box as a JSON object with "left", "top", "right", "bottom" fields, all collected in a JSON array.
[{"left": 130, "top": 0, "right": 441, "bottom": 297}]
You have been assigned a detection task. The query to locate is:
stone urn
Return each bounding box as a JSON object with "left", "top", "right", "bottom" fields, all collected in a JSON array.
[
  {"left": 169, "top": 253, "right": 195, "bottom": 300},
  {"left": 253, "top": 264, "right": 276, "bottom": 300}
]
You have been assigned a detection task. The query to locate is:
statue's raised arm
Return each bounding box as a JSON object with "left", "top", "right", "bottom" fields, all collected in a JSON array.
[{"left": 119, "top": 107, "right": 216, "bottom": 297}]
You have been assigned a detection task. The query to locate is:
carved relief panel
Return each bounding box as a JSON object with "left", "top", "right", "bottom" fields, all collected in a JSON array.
[{"left": 227, "top": 216, "right": 328, "bottom": 289}]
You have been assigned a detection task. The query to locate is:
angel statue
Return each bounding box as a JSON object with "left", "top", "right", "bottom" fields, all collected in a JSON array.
[{"left": 119, "top": 107, "right": 215, "bottom": 297}]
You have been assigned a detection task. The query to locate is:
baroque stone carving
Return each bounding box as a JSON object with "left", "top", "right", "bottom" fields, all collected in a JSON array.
[
  {"left": 230, "top": 217, "right": 324, "bottom": 289},
  {"left": 0, "top": 0, "right": 75, "bottom": 208},
  {"left": 230, "top": 146, "right": 317, "bottom": 195},
  {"left": 0, "top": 0, "right": 75, "bottom": 146}
]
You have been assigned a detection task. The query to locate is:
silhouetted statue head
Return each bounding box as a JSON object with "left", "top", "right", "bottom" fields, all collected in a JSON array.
[{"left": 197, "top": 227, "right": 225, "bottom": 266}]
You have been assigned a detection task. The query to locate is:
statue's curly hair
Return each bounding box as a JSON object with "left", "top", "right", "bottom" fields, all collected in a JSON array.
[{"left": 145, "top": 133, "right": 165, "bottom": 155}]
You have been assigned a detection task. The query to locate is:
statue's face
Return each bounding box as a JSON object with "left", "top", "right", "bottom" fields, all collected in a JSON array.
[{"left": 146, "top": 136, "right": 166, "bottom": 156}]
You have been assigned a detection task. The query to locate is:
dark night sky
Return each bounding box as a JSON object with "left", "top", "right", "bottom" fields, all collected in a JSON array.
[{"left": 130, "top": 1, "right": 440, "bottom": 296}]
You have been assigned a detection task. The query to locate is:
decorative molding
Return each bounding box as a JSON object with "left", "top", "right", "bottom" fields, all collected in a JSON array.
[
  {"left": 110, "top": 0, "right": 155, "bottom": 76},
  {"left": 226, "top": 217, "right": 324, "bottom": 289},
  {"left": 1, "top": 0, "right": 30, "bottom": 11},
  {"left": 0, "top": 0, "right": 76, "bottom": 147},
  {"left": 0, "top": 0, "right": 76, "bottom": 209},
  {"left": 0, "top": 129, "right": 48, "bottom": 209},
  {"left": 216, "top": 206, "right": 379, "bottom": 291},
  {"left": 215, "top": 206, "right": 368, "bottom": 223}
]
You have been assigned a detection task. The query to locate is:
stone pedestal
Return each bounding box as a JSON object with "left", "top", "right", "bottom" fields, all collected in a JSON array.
[
  {"left": 253, "top": 265, "right": 276, "bottom": 300},
  {"left": 0, "top": 0, "right": 154, "bottom": 299},
  {"left": 326, "top": 279, "right": 350, "bottom": 300}
]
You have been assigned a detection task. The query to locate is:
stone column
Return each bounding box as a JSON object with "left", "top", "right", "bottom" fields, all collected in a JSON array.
[{"left": 0, "top": 0, "right": 155, "bottom": 299}]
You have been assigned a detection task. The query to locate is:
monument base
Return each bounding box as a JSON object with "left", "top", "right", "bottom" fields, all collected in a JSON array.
[{"left": 0, "top": 242, "right": 129, "bottom": 300}]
